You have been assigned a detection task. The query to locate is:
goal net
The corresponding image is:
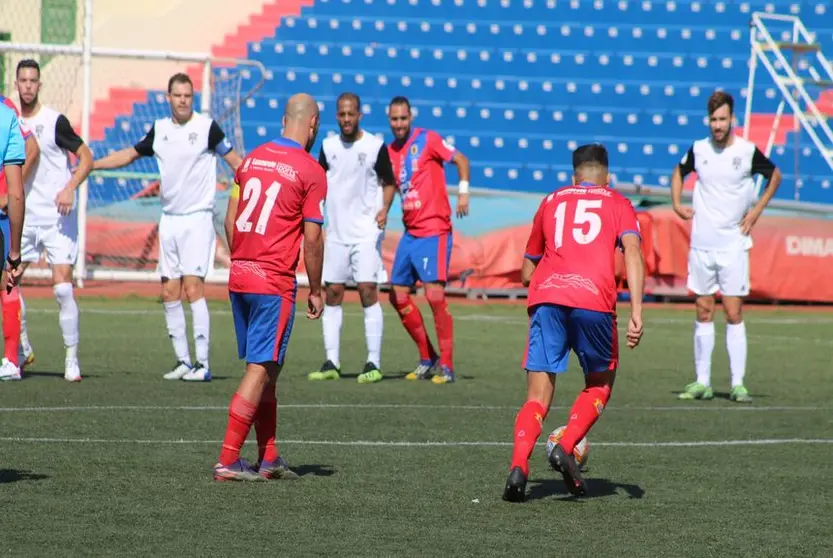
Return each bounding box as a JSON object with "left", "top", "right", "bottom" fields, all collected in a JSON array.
[{"left": 0, "top": 3, "right": 265, "bottom": 284}]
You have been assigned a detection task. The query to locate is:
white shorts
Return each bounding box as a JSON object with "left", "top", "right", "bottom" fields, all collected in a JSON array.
[
  {"left": 323, "top": 238, "right": 388, "bottom": 284},
  {"left": 687, "top": 247, "right": 750, "bottom": 297},
  {"left": 21, "top": 215, "right": 78, "bottom": 265},
  {"left": 158, "top": 211, "right": 216, "bottom": 279}
]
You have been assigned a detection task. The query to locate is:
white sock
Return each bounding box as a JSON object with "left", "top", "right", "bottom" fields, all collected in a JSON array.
[
  {"left": 364, "top": 302, "right": 383, "bottom": 367},
  {"left": 163, "top": 300, "right": 191, "bottom": 365},
  {"left": 190, "top": 298, "right": 210, "bottom": 368},
  {"left": 19, "top": 292, "right": 31, "bottom": 353},
  {"left": 694, "top": 321, "right": 715, "bottom": 387},
  {"left": 726, "top": 322, "right": 747, "bottom": 388},
  {"left": 53, "top": 283, "right": 79, "bottom": 360},
  {"left": 322, "top": 304, "right": 342, "bottom": 367}
]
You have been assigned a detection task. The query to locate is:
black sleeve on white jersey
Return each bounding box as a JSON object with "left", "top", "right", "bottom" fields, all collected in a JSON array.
[
  {"left": 208, "top": 120, "right": 233, "bottom": 155},
  {"left": 374, "top": 144, "right": 396, "bottom": 186},
  {"left": 751, "top": 147, "right": 776, "bottom": 179},
  {"left": 318, "top": 148, "right": 329, "bottom": 172},
  {"left": 677, "top": 146, "right": 696, "bottom": 178},
  {"left": 133, "top": 124, "right": 155, "bottom": 157},
  {"left": 54, "top": 114, "right": 84, "bottom": 153}
]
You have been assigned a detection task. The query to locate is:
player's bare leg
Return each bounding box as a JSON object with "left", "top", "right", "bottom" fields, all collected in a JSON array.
[
  {"left": 310, "top": 283, "right": 344, "bottom": 380},
  {"left": 161, "top": 277, "right": 193, "bottom": 380},
  {"left": 390, "top": 284, "right": 438, "bottom": 380},
  {"left": 181, "top": 275, "right": 211, "bottom": 382},
  {"left": 52, "top": 263, "right": 81, "bottom": 382},
  {"left": 679, "top": 295, "right": 716, "bottom": 400},
  {"left": 722, "top": 296, "right": 751, "bottom": 402},
  {"left": 214, "top": 361, "right": 276, "bottom": 482},
  {"left": 503, "top": 371, "right": 556, "bottom": 502},
  {"left": 357, "top": 282, "right": 383, "bottom": 383},
  {"left": 552, "top": 370, "right": 616, "bottom": 497},
  {"left": 425, "top": 282, "right": 455, "bottom": 384}
]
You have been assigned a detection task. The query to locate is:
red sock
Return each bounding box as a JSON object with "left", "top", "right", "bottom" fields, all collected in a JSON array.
[
  {"left": 218, "top": 393, "right": 258, "bottom": 466},
  {"left": 390, "top": 291, "right": 436, "bottom": 362},
  {"left": 559, "top": 385, "right": 612, "bottom": 454},
  {"left": 255, "top": 387, "right": 278, "bottom": 463},
  {"left": 427, "top": 289, "right": 453, "bottom": 369},
  {"left": 1, "top": 288, "right": 21, "bottom": 366},
  {"left": 510, "top": 400, "right": 547, "bottom": 476}
]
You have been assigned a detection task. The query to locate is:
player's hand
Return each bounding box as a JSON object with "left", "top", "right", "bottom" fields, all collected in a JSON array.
[
  {"left": 375, "top": 208, "right": 388, "bottom": 230},
  {"left": 307, "top": 292, "right": 324, "bottom": 320},
  {"left": 626, "top": 313, "right": 643, "bottom": 349},
  {"left": 456, "top": 193, "right": 470, "bottom": 218},
  {"left": 5, "top": 251, "right": 22, "bottom": 293},
  {"left": 673, "top": 204, "right": 694, "bottom": 220},
  {"left": 55, "top": 186, "right": 74, "bottom": 216},
  {"left": 740, "top": 208, "right": 761, "bottom": 236}
]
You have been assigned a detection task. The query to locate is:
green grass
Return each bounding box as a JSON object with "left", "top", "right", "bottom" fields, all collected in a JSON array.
[{"left": 2, "top": 298, "right": 832, "bottom": 557}]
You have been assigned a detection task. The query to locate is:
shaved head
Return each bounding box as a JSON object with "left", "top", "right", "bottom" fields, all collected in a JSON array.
[{"left": 281, "top": 92, "right": 320, "bottom": 152}]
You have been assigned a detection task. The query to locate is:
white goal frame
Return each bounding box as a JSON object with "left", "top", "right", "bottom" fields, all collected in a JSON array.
[{"left": 0, "top": 0, "right": 266, "bottom": 286}]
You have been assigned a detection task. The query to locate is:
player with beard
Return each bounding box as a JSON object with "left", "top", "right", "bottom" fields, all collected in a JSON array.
[
  {"left": 386, "top": 96, "right": 470, "bottom": 384},
  {"left": 671, "top": 91, "right": 781, "bottom": 403}
]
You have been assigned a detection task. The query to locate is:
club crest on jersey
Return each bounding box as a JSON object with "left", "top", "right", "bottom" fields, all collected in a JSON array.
[
  {"left": 35, "top": 124, "right": 44, "bottom": 138},
  {"left": 732, "top": 156, "right": 741, "bottom": 170},
  {"left": 188, "top": 132, "right": 198, "bottom": 145},
  {"left": 358, "top": 152, "right": 367, "bottom": 166},
  {"left": 409, "top": 144, "right": 419, "bottom": 156}
]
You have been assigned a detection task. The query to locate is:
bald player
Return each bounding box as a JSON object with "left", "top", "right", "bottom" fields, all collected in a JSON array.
[{"left": 213, "top": 93, "right": 327, "bottom": 481}]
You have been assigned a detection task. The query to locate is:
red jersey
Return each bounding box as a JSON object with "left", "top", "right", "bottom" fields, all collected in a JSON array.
[
  {"left": 524, "top": 183, "right": 640, "bottom": 314},
  {"left": 228, "top": 137, "right": 327, "bottom": 300},
  {"left": 0, "top": 95, "right": 31, "bottom": 199},
  {"left": 388, "top": 128, "right": 456, "bottom": 237}
]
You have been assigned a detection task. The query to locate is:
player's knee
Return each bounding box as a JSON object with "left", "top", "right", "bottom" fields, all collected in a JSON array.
[
  {"left": 389, "top": 287, "right": 411, "bottom": 312},
  {"left": 325, "top": 284, "right": 345, "bottom": 306},
  {"left": 357, "top": 284, "right": 377, "bottom": 307},
  {"left": 183, "top": 280, "right": 204, "bottom": 303},
  {"left": 724, "top": 307, "right": 743, "bottom": 325},
  {"left": 53, "top": 282, "right": 74, "bottom": 307},
  {"left": 695, "top": 297, "right": 715, "bottom": 322}
]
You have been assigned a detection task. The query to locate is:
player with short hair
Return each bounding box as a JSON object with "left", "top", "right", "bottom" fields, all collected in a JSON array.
[
  {"left": 386, "top": 95, "right": 470, "bottom": 384},
  {"left": 5, "top": 59, "right": 93, "bottom": 382},
  {"left": 0, "top": 92, "right": 38, "bottom": 381},
  {"left": 0, "top": 104, "right": 27, "bottom": 378},
  {"left": 94, "top": 72, "right": 242, "bottom": 382},
  {"left": 213, "top": 93, "right": 326, "bottom": 481},
  {"left": 309, "top": 92, "right": 397, "bottom": 384},
  {"left": 503, "top": 144, "right": 644, "bottom": 502},
  {"left": 671, "top": 91, "right": 781, "bottom": 403}
]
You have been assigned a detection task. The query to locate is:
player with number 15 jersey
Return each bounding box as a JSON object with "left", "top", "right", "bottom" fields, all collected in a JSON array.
[{"left": 503, "top": 144, "right": 645, "bottom": 502}]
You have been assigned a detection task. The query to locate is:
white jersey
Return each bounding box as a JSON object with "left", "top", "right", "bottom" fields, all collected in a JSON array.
[
  {"left": 20, "top": 106, "right": 84, "bottom": 226},
  {"left": 319, "top": 131, "right": 395, "bottom": 244},
  {"left": 679, "top": 136, "right": 776, "bottom": 251},
  {"left": 134, "top": 112, "right": 233, "bottom": 215}
]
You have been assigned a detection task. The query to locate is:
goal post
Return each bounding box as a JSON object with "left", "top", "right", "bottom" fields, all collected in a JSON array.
[{"left": 0, "top": 37, "right": 266, "bottom": 286}]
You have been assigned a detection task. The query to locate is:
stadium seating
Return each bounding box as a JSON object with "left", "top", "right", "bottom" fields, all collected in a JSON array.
[{"left": 89, "top": 0, "right": 833, "bottom": 204}]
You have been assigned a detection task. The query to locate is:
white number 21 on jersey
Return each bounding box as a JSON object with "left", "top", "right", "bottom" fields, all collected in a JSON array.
[
  {"left": 236, "top": 177, "right": 282, "bottom": 235},
  {"left": 553, "top": 199, "right": 603, "bottom": 248}
]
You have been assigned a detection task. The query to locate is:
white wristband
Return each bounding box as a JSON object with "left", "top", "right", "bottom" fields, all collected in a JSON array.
[{"left": 458, "top": 180, "right": 470, "bottom": 194}]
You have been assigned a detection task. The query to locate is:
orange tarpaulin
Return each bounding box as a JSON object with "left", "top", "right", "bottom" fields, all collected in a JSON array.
[{"left": 85, "top": 209, "right": 833, "bottom": 303}]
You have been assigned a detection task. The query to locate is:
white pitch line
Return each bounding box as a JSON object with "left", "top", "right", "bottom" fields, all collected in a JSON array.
[
  {"left": 0, "top": 404, "right": 828, "bottom": 413},
  {"left": 0, "top": 436, "right": 831, "bottom": 448},
  {"left": 24, "top": 307, "right": 833, "bottom": 325}
]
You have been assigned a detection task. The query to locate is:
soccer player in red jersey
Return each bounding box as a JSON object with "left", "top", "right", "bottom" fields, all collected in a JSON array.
[
  {"left": 0, "top": 95, "right": 38, "bottom": 380},
  {"left": 213, "top": 93, "right": 326, "bottom": 481},
  {"left": 387, "top": 96, "right": 471, "bottom": 384},
  {"left": 503, "top": 144, "right": 645, "bottom": 501}
]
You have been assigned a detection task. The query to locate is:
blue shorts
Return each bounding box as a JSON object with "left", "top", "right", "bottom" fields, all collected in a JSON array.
[
  {"left": 391, "top": 232, "right": 453, "bottom": 286},
  {"left": 0, "top": 215, "right": 9, "bottom": 261},
  {"left": 523, "top": 304, "right": 619, "bottom": 374},
  {"left": 230, "top": 292, "right": 296, "bottom": 365}
]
